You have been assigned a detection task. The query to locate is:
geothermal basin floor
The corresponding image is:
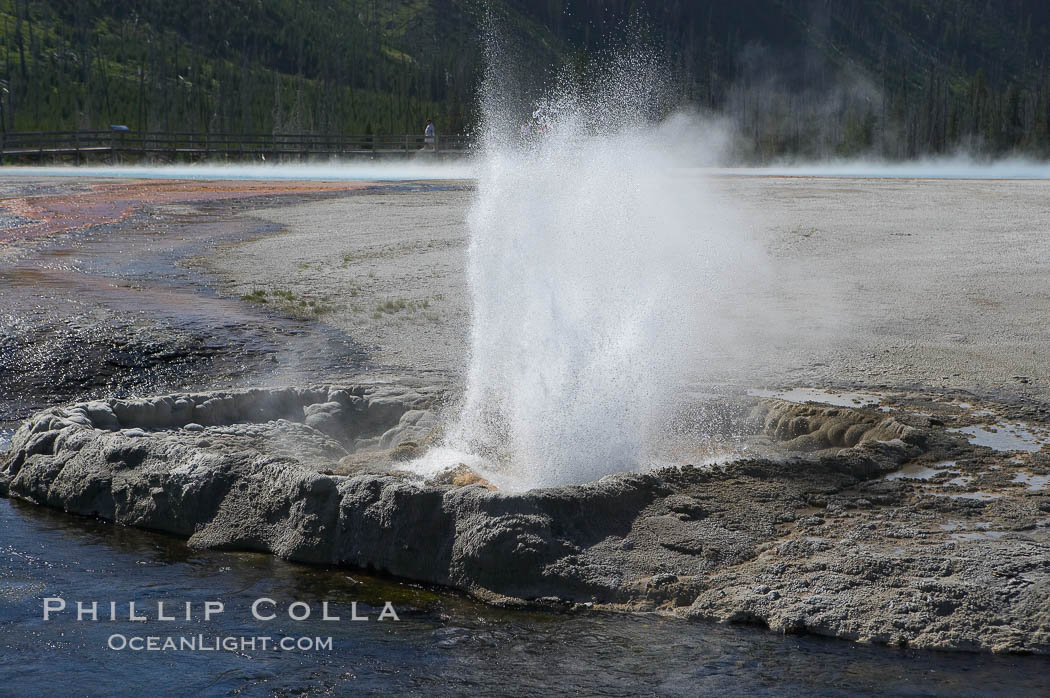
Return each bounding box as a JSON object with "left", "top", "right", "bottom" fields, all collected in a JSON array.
[
  {"left": 2, "top": 173, "right": 1050, "bottom": 658},
  {"left": 198, "top": 175, "right": 1050, "bottom": 403}
]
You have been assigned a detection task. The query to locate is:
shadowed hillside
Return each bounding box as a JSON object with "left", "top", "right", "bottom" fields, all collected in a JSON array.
[{"left": 1, "top": 0, "right": 1049, "bottom": 158}]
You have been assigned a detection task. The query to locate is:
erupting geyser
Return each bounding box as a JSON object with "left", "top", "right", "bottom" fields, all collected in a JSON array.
[{"left": 420, "top": 48, "right": 762, "bottom": 490}]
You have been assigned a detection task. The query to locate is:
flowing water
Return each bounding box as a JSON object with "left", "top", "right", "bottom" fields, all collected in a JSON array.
[{"left": 2, "top": 495, "right": 1048, "bottom": 696}]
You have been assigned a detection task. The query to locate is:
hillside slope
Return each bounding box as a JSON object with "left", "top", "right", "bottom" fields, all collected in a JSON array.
[{"left": 0, "top": 0, "right": 1048, "bottom": 158}]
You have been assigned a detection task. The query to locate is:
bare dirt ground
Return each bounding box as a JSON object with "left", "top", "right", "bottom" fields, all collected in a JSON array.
[
  {"left": 192, "top": 182, "right": 473, "bottom": 380},
  {"left": 0, "top": 177, "right": 368, "bottom": 243},
  {"left": 5, "top": 172, "right": 1045, "bottom": 413},
  {"left": 201, "top": 175, "right": 1050, "bottom": 406},
  {"left": 716, "top": 176, "right": 1050, "bottom": 403}
]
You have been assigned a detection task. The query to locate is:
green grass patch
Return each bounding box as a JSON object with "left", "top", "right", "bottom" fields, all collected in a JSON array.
[
  {"left": 240, "top": 287, "right": 336, "bottom": 319},
  {"left": 240, "top": 288, "right": 269, "bottom": 303},
  {"left": 373, "top": 297, "right": 432, "bottom": 316}
]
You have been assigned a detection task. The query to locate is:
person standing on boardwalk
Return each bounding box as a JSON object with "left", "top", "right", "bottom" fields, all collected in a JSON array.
[{"left": 424, "top": 119, "right": 435, "bottom": 150}]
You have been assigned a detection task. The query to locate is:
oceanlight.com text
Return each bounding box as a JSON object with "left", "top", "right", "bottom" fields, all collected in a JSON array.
[{"left": 107, "top": 634, "right": 333, "bottom": 652}]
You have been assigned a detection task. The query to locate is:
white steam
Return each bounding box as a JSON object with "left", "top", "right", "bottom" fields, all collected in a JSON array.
[
  {"left": 0, "top": 161, "right": 474, "bottom": 181},
  {"left": 713, "top": 155, "right": 1050, "bottom": 179}
]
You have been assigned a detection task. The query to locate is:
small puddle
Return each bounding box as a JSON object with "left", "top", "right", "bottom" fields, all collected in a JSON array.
[
  {"left": 951, "top": 531, "right": 1009, "bottom": 541},
  {"left": 940, "top": 520, "right": 995, "bottom": 531},
  {"left": 1011, "top": 472, "right": 1050, "bottom": 492},
  {"left": 747, "top": 388, "right": 881, "bottom": 408},
  {"left": 931, "top": 491, "right": 1003, "bottom": 501},
  {"left": 948, "top": 423, "right": 1047, "bottom": 453},
  {"left": 885, "top": 461, "right": 956, "bottom": 481}
]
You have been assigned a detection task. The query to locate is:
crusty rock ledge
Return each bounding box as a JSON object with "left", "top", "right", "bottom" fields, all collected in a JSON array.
[{"left": 2, "top": 385, "right": 1049, "bottom": 654}]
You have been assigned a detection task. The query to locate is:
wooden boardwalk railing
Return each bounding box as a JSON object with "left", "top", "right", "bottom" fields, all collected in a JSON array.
[{"left": 0, "top": 131, "right": 472, "bottom": 164}]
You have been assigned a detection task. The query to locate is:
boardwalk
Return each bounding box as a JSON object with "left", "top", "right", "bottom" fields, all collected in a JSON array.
[{"left": 0, "top": 131, "right": 471, "bottom": 164}]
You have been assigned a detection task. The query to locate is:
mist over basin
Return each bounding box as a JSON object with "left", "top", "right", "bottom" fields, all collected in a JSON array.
[
  {"left": 710, "top": 156, "right": 1050, "bottom": 179},
  {"left": 10, "top": 155, "right": 1050, "bottom": 185},
  {"left": 0, "top": 160, "right": 476, "bottom": 182}
]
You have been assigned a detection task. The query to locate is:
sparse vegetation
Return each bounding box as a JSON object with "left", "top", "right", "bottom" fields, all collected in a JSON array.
[
  {"left": 240, "top": 288, "right": 269, "bottom": 303},
  {"left": 377, "top": 298, "right": 408, "bottom": 314},
  {"left": 372, "top": 297, "right": 432, "bottom": 316},
  {"left": 238, "top": 287, "right": 335, "bottom": 319}
]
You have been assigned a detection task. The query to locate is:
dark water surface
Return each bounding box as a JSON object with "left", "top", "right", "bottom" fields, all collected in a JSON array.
[{"left": 1, "top": 492, "right": 1048, "bottom": 697}]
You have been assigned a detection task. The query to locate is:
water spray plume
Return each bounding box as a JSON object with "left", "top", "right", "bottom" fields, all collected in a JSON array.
[{"left": 419, "top": 41, "right": 762, "bottom": 490}]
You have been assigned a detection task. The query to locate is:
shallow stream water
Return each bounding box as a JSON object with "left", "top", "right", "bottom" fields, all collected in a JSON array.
[
  {"left": 0, "top": 186, "right": 369, "bottom": 421},
  {"left": 1, "top": 494, "right": 1048, "bottom": 696}
]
